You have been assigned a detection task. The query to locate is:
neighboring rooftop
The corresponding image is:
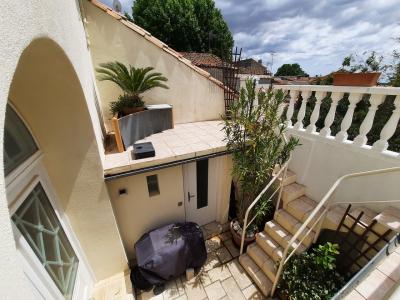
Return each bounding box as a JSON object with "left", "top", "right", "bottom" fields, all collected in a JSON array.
[
  {"left": 104, "top": 121, "right": 227, "bottom": 176},
  {"left": 180, "top": 52, "right": 223, "bottom": 68},
  {"left": 235, "top": 58, "right": 269, "bottom": 75}
]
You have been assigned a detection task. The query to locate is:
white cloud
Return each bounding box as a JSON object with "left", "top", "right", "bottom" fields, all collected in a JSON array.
[{"left": 100, "top": 0, "right": 400, "bottom": 75}]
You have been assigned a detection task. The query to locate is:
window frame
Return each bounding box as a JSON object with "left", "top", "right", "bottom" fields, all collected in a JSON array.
[
  {"left": 146, "top": 174, "right": 160, "bottom": 197},
  {"left": 4, "top": 103, "right": 41, "bottom": 187},
  {"left": 5, "top": 104, "right": 94, "bottom": 299}
]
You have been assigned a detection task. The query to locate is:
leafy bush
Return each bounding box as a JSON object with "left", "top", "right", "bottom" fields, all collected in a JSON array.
[
  {"left": 223, "top": 79, "right": 299, "bottom": 225},
  {"left": 278, "top": 242, "right": 344, "bottom": 300}
]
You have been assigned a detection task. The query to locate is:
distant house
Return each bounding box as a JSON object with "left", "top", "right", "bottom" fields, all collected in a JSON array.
[
  {"left": 235, "top": 58, "right": 270, "bottom": 75},
  {"left": 180, "top": 52, "right": 224, "bottom": 82}
]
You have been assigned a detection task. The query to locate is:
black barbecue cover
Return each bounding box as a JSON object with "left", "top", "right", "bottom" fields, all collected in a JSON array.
[{"left": 131, "top": 222, "right": 207, "bottom": 288}]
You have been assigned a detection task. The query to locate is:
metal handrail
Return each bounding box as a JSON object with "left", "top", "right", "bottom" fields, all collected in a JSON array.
[
  {"left": 239, "top": 160, "right": 290, "bottom": 255},
  {"left": 271, "top": 166, "right": 400, "bottom": 296}
]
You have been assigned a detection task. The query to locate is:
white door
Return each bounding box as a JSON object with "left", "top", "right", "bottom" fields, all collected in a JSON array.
[{"left": 183, "top": 159, "right": 217, "bottom": 225}]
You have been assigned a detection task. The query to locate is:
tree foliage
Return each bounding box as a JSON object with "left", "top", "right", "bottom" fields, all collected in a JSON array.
[
  {"left": 130, "top": 0, "right": 234, "bottom": 59},
  {"left": 275, "top": 63, "right": 309, "bottom": 77}
]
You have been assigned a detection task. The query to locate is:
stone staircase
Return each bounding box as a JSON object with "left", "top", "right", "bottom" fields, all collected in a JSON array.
[{"left": 238, "top": 170, "right": 398, "bottom": 296}]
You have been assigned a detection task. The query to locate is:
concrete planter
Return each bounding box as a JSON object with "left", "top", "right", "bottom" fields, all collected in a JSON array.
[{"left": 333, "top": 72, "right": 381, "bottom": 87}]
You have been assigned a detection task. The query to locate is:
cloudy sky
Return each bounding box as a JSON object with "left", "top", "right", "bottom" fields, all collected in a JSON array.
[{"left": 101, "top": 0, "right": 400, "bottom": 75}]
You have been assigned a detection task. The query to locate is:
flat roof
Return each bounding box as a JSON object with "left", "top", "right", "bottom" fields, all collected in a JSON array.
[{"left": 104, "top": 121, "right": 227, "bottom": 176}]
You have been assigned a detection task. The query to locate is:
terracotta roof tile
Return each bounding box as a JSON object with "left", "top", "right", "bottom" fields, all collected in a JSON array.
[
  {"left": 87, "top": 0, "right": 225, "bottom": 88},
  {"left": 181, "top": 52, "right": 223, "bottom": 68}
]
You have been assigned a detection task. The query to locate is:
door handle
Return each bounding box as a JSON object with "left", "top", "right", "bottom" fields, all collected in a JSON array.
[{"left": 187, "top": 192, "right": 195, "bottom": 202}]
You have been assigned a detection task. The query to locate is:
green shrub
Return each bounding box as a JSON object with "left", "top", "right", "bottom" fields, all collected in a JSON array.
[{"left": 278, "top": 242, "right": 344, "bottom": 300}]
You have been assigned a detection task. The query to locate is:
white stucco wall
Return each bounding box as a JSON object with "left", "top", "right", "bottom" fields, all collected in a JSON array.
[
  {"left": 288, "top": 129, "right": 400, "bottom": 210},
  {"left": 84, "top": 1, "right": 225, "bottom": 131},
  {"left": 0, "top": 0, "right": 124, "bottom": 298}
]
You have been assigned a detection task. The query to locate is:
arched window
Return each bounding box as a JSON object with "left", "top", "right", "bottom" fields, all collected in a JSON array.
[{"left": 4, "top": 104, "right": 38, "bottom": 176}]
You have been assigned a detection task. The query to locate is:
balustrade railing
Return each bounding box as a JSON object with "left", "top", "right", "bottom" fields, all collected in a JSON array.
[{"left": 274, "top": 85, "right": 400, "bottom": 155}]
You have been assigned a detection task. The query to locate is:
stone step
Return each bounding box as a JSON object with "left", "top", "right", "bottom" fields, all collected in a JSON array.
[
  {"left": 256, "top": 231, "right": 283, "bottom": 263},
  {"left": 247, "top": 243, "right": 277, "bottom": 283},
  {"left": 285, "top": 196, "right": 317, "bottom": 220},
  {"left": 239, "top": 253, "right": 273, "bottom": 297},
  {"left": 264, "top": 221, "right": 306, "bottom": 253},
  {"left": 375, "top": 206, "right": 400, "bottom": 233},
  {"left": 275, "top": 209, "right": 315, "bottom": 247},
  {"left": 279, "top": 170, "right": 297, "bottom": 186},
  {"left": 324, "top": 205, "right": 347, "bottom": 231},
  {"left": 281, "top": 183, "right": 306, "bottom": 205}
]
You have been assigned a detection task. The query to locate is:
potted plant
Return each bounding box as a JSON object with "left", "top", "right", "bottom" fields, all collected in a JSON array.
[
  {"left": 223, "top": 79, "right": 299, "bottom": 247},
  {"left": 333, "top": 52, "right": 386, "bottom": 86},
  {"left": 96, "top": 61, "right": 169, "bottom": 116}
]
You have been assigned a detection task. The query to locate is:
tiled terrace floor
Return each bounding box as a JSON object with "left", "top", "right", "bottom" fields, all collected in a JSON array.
[{"left": 137, "top": 222, "right": 271, "bottom": 300}]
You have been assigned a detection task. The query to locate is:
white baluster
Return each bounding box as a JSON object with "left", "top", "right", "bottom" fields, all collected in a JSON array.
[
  {"left": 306, "top": 91, "right": 327, "bottom": 133},
  {"left": 320, "top": 92, "right": 344, "bottom": 137},
  {"left": 353, "top": 94, "right": 385, "bottom": 147},
  {"left": 372, "top": 95, "right": 400, "bottom": 152},
  {"left": 335, "top": 93, "right": 363, "bottom": 142},
  {"left": 294, "top": 90, "right": 311, "bottom": 130},
  {"left": 286, "top": 90, "right": 299, "bottom": 127}
]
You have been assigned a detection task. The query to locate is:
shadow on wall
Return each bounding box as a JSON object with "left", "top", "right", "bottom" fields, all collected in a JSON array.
[{"left": 7, "top": 37, "right": 127, "bottom": 279}]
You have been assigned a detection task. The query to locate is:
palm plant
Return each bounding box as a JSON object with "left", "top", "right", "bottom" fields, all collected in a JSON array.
[{"left": 96, "top": 61, "right": 169, "bottom": 115}]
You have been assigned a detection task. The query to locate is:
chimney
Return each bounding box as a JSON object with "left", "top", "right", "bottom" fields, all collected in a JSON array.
[{"left": 258, "top": 59, "right": 262, "bottom": 64}]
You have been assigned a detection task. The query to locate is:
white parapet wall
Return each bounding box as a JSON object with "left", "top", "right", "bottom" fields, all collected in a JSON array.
[{"left": 274, "top": 85, "right": 400, "bottom": 209}]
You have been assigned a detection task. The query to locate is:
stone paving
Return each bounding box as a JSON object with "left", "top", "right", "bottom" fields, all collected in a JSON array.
[{"left": 137, "top": 222, "right": 269, "bottom": 300}]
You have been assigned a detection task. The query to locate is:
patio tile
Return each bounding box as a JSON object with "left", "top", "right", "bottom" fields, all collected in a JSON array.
[
  {"left": 216, "top": 247, "right": 233, "bottom": 264},
  {"left": 356, "top": 269, "right": 395, "bottom": 299},
  {"left": 207, "top": 265, "right": 232, "bottom": 284},
  {"left": 219, "top": 232, "right": 232, "bottom": 242},
  {"left": 202, "top": 222, "right": 224, "bottom": 239},
  {"left": 204, "top": 281, "right": 227, "bottom": 300},
  {"left": 226, "top": 259, "right": 253, "bottom": 290},
  {"left": 163, "top": 280, "right": 182, "bottom": 300},
  {"left": 204, "top": 251, "right": 222, "bottom": 271},
  {"left": 183, "top": 277, "right": 207, "bottom": 300},
  {"left": 224, "top": 239, "right": 240, "bottom": 258},
  {"left": 343, "top": 290, "right": 365, "bottom": 300},
  {"left": 206, "top": 236, "right": 223, "bottom": 253},
  {"left": 241, "top": 284, "right": 265, "bottom": 300},
  {"left": 137, "top": 289, "right": 163, "bottom": 300},
  {"left": 377, "top": 252, "right": 400, "bottom": 281},
  {"left": 221, "top": 277, "right": 246, "bottom": 300}
]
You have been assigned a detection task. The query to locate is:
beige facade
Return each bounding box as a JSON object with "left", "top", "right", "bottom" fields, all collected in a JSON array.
[
  {"left": 83, "top": 1, "right": 225, "bottom": 130},
  {"left": 107, "top": 154, "right": 233, "bottom": 260},
  {"left": 107, "top": 166, "right": 186, "bottom": 259}
]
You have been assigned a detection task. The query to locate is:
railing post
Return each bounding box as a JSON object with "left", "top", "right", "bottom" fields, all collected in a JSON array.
[
  {"left": 306, "top": 91, "right": 327, "bottom": 134},
  {"left": 320, "top": 92, "right": 343, "bottom": 137},
  {"left": 372, "top": 95, "right": 400, "bottom": 152},
  {"left": 354, "top": 94, "right": 385, "bottom": 147},
  {"left": 294, "top": 90, "right": 311, "bottom": 130},
  {"left": 286, "top": 90, "right": 299, "bottom": 127},
  {"left": 335, "top": 93, "right": 363, "bottom": 142}
]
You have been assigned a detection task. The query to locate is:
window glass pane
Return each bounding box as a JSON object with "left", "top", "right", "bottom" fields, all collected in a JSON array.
[
  {"left": 196, "top": 159, "right": 208, "bottom": 209},
  {"left": 12, "top": 183, "right": 79, "bottom": 299},
  {"left": 146, "top": 175, "right": 160, "bottom": 196},
  {"left": 4, "top": 104, "right": 38, "bottom": 176}
]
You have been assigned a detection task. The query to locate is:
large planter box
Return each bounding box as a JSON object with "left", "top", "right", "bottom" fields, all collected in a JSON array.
[
  {"left": 112, "top": 104, "right": 173, "bottom": 152},
  {"left": 333, "top": 72, "right": 381, "bottom": 87}
]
